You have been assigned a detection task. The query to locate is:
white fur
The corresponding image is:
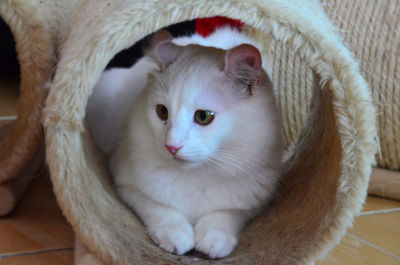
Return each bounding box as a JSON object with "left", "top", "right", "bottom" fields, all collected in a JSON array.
[
  {"left": 172, "top": 27, "right": 253, "bottom": 49},
  {"left": 87, "top": 28, "right": 282, "bottom": 259}
]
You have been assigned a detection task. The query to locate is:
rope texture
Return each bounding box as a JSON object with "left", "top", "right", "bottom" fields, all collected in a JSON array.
[{"left": 271, "top": 0, "right": 400, "bottom": 169}]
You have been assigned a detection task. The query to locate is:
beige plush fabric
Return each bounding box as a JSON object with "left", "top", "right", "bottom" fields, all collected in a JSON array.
[
  {"left": 0, "top": 123, "right": 44, "bottom": 216},
  {"left": 42, "top": 0, "right": 377, "bottom": 264},
  {"left": 0, "top": 0, "right": 78, "bottom": 215},
  {"left": 0, "top": 0, "right": 78, "bottom": 189},
  {"left": 75, "top": 237, "right": 105, "bottom": 265}
]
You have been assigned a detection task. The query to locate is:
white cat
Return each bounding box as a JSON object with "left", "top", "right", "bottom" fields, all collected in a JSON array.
[{"left": 87, "top": 28, "right": 283, "bottom": 259}]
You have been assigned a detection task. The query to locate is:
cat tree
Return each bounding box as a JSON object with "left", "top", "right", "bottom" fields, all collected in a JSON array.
[{"left": 2, "top": 0, "right": 399, "bottom": 264}]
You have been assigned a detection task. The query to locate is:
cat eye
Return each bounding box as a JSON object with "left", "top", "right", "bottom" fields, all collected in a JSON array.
[
  {"left": 194, "top": 110, "right": 215, "bottom": 125},
  {"left": 156, "top": 104, "right": 168, "bottom": 121}
]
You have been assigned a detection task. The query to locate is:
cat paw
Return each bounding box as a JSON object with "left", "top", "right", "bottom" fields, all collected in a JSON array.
[
  {"left": 195, "top": 228, "right": 237, "bottom": 259},
  {"left": 149, "top": 222, "right": 195, "bottom": 255}
]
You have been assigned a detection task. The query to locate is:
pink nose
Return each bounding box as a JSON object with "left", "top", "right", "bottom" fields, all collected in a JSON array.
[{"left": 165, "top": 145, "right": 182, "bottom": 155}]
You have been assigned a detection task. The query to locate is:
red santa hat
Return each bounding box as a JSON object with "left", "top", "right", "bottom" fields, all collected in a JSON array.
[{"left": 195, "top": 16, "right": 244, "bottom": 37}]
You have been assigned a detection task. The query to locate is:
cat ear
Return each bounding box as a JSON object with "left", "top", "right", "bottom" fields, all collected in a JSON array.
[
  {"left": 151, "top": 30, "right": 180, "bottom": 67},
  {"left": 225, "top": 44, "right": 262, "bottom": 73},
  {"left": 224, "top": 44, "right": 262, "bottom": 94}
]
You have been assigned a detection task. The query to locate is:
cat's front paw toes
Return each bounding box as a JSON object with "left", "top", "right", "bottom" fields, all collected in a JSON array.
[
  {"left": 195, "top": 229, "right": 237, "bottom": 259},
  {"left": 149, "top": 223, "right": 194, "bottom": 255}
]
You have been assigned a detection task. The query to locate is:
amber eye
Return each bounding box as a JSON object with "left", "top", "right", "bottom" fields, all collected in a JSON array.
[
  {"left": 156, "top": 104, "right": 168, "bottom": 121},
  {"left": 194, "top": 110, "right": 215, "bottom": 125}
]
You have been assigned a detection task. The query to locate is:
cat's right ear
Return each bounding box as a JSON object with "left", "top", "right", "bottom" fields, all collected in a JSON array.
[{"left": 150, "top": 30, "right": 180, "bottom": 67}]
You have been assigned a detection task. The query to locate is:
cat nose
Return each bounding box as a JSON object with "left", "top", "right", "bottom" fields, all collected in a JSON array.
[{"left": 165, "top": 145, "right": 182, "bottom": 155}]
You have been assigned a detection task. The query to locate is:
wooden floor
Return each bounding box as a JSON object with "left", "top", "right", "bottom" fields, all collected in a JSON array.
[{"left": 1, "top": 79, "right": 400, "bottom": 264}]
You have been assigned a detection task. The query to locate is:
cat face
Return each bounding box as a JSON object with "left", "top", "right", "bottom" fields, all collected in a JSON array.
[
  {"left": 146, "top": 60, "right": 232, "bottom": 165},
  {"left": 144, "top": 31, "right": 265, "bottom": 167}
]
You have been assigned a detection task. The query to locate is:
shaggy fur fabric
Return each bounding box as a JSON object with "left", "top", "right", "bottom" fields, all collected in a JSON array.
[
  {"left": 42, "top": 0, "right": 377, "bottom": 264},
  {"left": 0, "top": 0, "right": 77, "bottom": 215}
]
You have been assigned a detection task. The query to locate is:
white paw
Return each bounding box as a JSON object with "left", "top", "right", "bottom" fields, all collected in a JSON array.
[
  {"left": 149, "top": 221, "right": 194, "bottom": 255},
  {"left": 195, "top": 228, "right": 237, "bottom": 259}
]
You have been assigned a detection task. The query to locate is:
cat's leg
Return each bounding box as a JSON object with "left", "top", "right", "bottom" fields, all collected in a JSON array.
[
  {"left": 194, "top": 210, "right": 250, "bottom": 258},
  {"left": 123, "top": 190, "right": 194, "bottom": 255}
]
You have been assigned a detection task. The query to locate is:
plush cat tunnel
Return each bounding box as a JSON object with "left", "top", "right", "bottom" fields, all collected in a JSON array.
[
  {"left": 0, "top": 1, "right": 72, "bottom": 215},
  {"left": 0, "top": 0, "right": 80, "bottom": 216},
  {"left": 42, "top": 0, "right": 379, "bottom": 264}
]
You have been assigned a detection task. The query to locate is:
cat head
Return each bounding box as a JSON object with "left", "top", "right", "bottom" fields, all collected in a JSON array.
[{"left": 145, "top": 30, "right": 272, "bottom": 168}]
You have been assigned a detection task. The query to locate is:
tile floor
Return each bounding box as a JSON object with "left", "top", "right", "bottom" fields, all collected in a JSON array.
[{"left": 0, "top": 79, "right": 399, "bottom": 264}]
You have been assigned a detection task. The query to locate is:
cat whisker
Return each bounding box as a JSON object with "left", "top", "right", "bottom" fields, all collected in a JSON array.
[
  {"left": 214, "top": 150, "right": 260, "bottom": 173},
  {"left": 209, "top": 154, "right": 262, "bottom": 187}
]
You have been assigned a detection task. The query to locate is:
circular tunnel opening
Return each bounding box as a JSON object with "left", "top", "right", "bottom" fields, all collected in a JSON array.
[
  {"left": 91, "top": 17, "right": 314, "bottom": 160},
  {"left": 86, "top": 17, "right": 314, "bottom": 262}
]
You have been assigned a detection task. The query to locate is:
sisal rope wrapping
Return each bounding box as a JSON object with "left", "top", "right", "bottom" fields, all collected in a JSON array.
[{"left": 272, "top": 0, "right": 400, "bottom": 170}]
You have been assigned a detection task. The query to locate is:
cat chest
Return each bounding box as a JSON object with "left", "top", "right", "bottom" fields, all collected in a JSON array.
[{"left": 139, "top": 171, "right": 258, "bottom": 222}]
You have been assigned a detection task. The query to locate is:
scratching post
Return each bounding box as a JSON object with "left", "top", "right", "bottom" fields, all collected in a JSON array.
[
  {"left": 43, "top": 0, "right": 377, "bottom": 264},
  {"left": 0, "top": 0, "right": 78, "bottom": 215},
  {"left": 274, "top": 1, "right": 400, "bottom": 156},
  {"left": 271, "top": 0, "right": 400, "bottom": 200}
]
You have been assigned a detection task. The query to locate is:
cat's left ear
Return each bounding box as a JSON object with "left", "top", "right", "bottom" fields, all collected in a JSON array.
[
  {"left": 150, "top": 30, "right": 180, "bottom": 67},
  {"left": 224, "top": 44, "right": 263, "bottom": 93}
]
